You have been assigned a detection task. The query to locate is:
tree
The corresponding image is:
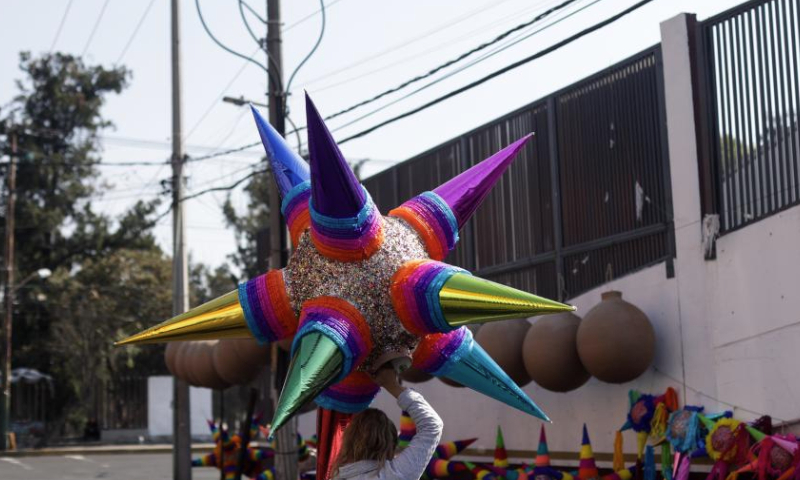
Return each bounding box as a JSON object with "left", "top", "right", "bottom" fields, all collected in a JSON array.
[
  {"left": 0, "top": 52, "right": 168, "bottom": 436},
  {"left": 44, "top": 249, "right": 173, "bottom": 433}
]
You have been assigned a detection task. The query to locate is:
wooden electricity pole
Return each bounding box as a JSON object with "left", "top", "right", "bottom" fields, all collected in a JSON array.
[
  {"left": 171, "top": 0, "right": 191, "bottom": 478},
  {"left": 266, "top": 1, "right": 299, "bottom": 479},
  {"left": 0, "top": 125, "right": 17, "bottom": 451}
]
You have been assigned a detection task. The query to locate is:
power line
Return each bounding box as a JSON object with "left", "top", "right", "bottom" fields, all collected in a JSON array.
[
  {"left": 240, "top": 0, "right": 266, "bottom": 24},
  {"left": 307, "top": 0, "right": 557, "bottom": 95},
  {"left": 81, "top": 0, "right": 111, "bottom": 57},
  {"left": 284, "top": 0, "right": 345, "bottom": 32},
  {"left": 237, "top": 0, "right": 284, "bottom": 90},
  {"left": 195, "top": 0, "right": 270, "bottom": 77},
  {"left": 184, "top": 46, "right": 260, "bottom": 141},
  {"left": 115, "top": 0, "right": 158, "bottom": 65},
  {"left": 296, "top": 0, "right": 525, "bottom": 87},
  {"left": 337, "top": 0, "right": 658, "bottom": 145},
  {"left": 50, "top": 0, "right": 75, "bottom": 53},
  {"left": 324, "top": 0, "right": 581, "bottom": 121},
  {"left": 329, "top": 0, "right": 603, "bottom": 134},
  {"left": 285, "top": 0, "right": 326, "bottom": 95}
]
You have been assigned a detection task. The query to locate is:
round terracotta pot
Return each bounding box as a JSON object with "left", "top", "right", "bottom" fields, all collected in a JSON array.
[
  {"left": 192, "top": 341, "right": 231, "bottom": 390},
  {"left": 400, "top": 367, "right": 432, "bottom": 384},
  {"left": 474, "top": 319, "right": 532, "bottom": 386},
  {"left": 213, "top": 338, "right": 269, "bottom": 385},
  {"left": 178, "top": 342, "right": 201, "bottom": 386},
  {"left": 164, "top": 342, "right": 181, "bottom": 376},
  {"left": 576, "top": 291, "right": 655, "bottom": 383},
  {"left": 523, "top": 312, "right": 591, "bottom": 392}
]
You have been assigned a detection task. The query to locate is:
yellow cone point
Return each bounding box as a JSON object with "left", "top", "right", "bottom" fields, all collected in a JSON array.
[
  {"left": 270, "top": 332, "right": 344, "bottom": 436},
  {"left": 439, "top": 273, "right": 576, "bottom": 327},
  {"left": 114, "top": 290, "right": 251, "bottom": 346}
]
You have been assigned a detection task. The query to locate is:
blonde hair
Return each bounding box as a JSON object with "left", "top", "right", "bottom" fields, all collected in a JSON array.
[{"left": 331, "top": 408, "right": 398, "bottom": 477}]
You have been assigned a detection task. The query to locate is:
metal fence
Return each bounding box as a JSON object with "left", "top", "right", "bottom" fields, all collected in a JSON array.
[
  {"left": 701, "top": 0, "right": 800, "bottom": 232},
  {"left": 364, "top": 46, "right": 674, "bottom": 301},
  {"left": 98, "top": 376, "right": 148, "bottom": 430}
]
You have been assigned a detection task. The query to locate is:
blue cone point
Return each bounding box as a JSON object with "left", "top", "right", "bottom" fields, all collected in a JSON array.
[
  {"left": 436, "top": 335, "right": 550, "bottom": 422},
  {"left": 251, "top": 104, "right": 310, "bottom": 198},
  {"left": 304, "top": 93, "right": 366, "bottom": 218}
]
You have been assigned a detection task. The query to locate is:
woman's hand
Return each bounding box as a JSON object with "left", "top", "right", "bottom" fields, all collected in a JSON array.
[{"left": 371, "top": 365, "right": 406, "bottom": 398}]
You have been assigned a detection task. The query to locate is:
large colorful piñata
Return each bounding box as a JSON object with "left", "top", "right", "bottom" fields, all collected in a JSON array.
[{"left": 116, "top": 93, "right": 574, "bottom": 435}]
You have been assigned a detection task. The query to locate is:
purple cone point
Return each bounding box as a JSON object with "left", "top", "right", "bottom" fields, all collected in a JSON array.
[
  {"left": 305, "top": 93, "right": 366, "bottom": 218},
  {"left": 433, "top": 134, "right": 533, "bottom": 229}
]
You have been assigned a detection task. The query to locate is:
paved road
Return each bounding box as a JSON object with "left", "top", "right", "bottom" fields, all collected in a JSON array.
[{"left": 0, "top": 453, "right": 222, "bottom": 480}]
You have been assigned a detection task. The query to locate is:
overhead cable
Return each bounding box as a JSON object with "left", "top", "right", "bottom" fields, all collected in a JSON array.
[{"left": 337, "top": 0, "right": 658, "bottom": 145}]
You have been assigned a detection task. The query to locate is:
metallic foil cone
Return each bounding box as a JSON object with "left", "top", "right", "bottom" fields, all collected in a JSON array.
[
  {"left": 438, "top": 336, "right": 549, "bottom": 421},
  {"left": 115, "top": 291, "right": 250, "bottom": 346},
  {"left": 251, "top": 105, "right": 309, "bottom": 198},
  {"left": 440, "top": 273, "right": 575, "bottom": 327},
  {"left": 270, "top": 332, "right": 344, "bottom": 435}
]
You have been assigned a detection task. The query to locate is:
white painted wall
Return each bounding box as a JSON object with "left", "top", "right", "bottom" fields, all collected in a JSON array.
[
  {"left": 147, "top": 376, "right": 214, "bottom": 439},
  {"left": 295, "top": 13, "right": 800, "bottom": 461}
]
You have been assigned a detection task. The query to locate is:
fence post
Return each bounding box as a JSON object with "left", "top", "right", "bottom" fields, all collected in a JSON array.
[
  {"left": 546, "top": 97, "right": 564, "bottom": 300},
  {"left": 660, "top": 14, "right": 711, "bottom": 258}
]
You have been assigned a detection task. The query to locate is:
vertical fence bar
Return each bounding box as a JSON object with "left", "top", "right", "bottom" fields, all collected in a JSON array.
[
  {"left": 787, "top": 0, "right": 800, "bottom": 203},
  {"left": 547, "top": 96, "right": 564, "bottom": 300},
  {"left": 776, "top": 0, "right": 794, "bottom": 204},
  {"left": 655, "top": 46, "right": 676, "bottom": 275},
  {"left": 734, "top": 13, "right": 753, "bottom": 222}
]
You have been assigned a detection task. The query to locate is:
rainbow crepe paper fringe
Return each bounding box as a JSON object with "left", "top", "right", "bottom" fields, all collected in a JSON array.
[
  {"left": 292, "top": 297, "right": 373, "bottom": 380},
  {"left": 309, "top": 187, "right": 383, "bottom": 262},
  {"left": 315, "top": 371, "right": 380, "bottom": 413},
  {"left": 281, "top": 181, "right": 312, "bottom": 247},
  {"left": 239, "top": 269, "right": 298, "bottom": 344},
  {"left": 390, "top": 191, "right": 459, "bottom": 261},
  {"left": 399, "top": 410, "right": 416, "bottom": 447},
  {"left": 392, "top": 259, "right": 467, "bottom": 335}
]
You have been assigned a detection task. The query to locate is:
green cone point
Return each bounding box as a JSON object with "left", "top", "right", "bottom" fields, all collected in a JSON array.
[
  {"left": 270, "top": 332, "right": 344, "bottom": 436},
  {"left": 440, "top": 273, "right": 576, "bottom": 327}
]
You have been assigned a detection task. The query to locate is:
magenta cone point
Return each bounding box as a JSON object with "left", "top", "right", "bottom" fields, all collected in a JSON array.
[
  {"left": 305, "top": 93, "right": 366, "bottom": 218},
  {"left": 433, "top": 134, "right": 532, "bottom": 228}
]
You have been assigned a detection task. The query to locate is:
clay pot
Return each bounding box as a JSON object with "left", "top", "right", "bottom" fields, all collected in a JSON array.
[
  {"left": 178, "top": 342, "right": 200, "bottom": 386},
  {"left": 401, "top": 367, "right": 432, "bottom": 384},
  {"left": 164, "top": 342, "right": 181, "bottom": 376},
  {"left": 523, "top": 312, "right": 591, "bottom": 392},
  {"left": 192, "top": 341, "right": 231, "bottom": 390},
  {"left": 576, "top": 291, "right": 655, "bottom": 383},
  {"left": 474, "top": 319, "right": 532, "bottom": 386},
  {"left": 213, "top": 338, "right": 270, "bottom": 385}
]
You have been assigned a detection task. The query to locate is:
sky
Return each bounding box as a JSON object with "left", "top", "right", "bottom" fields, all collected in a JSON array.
[{"left": 0, "top": 0, "right": 747, "bottom": 273}]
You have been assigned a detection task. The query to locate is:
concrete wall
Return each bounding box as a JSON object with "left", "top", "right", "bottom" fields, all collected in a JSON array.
[
  {"left": 305, "top": 13, "right": 800, "bottom": 461},
  {"left": 147, "top": 376, "right": 214, "bottom": 440}
]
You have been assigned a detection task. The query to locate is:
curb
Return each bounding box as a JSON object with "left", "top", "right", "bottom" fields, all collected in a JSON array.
[{"left": 1, "top": 443, "right": 215, "bottom": 457}]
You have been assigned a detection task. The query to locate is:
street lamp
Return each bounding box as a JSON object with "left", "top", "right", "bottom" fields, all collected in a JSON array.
[{"left": 1, "top": 267, "right": 51, "bottom": 450}]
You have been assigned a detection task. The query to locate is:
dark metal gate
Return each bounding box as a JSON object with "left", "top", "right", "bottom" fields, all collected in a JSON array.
[
  {"left": 700, "top": 0, "right": 800, "bottom": 233},
  {"left": 364, "top": 46, "right": 674, "bottom": 301}
]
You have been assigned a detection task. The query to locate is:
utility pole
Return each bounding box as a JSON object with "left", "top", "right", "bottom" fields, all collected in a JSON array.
[
  {"left": 0, "top": 124, "right": 17, "bottom": 451},
  {"left": 266, "top": 1, "right": 298, "bottom": 479},
  {"left": 171, "top": 0, "right": 191, "bottom": 478}
]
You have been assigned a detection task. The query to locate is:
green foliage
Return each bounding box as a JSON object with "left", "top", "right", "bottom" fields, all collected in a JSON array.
[
  {"left": 0, "top": 52, "right": 180, "bottom": 436},
  {"left": 222, "top": 164, "right": 271, "bottom": 279},
  {"left": 43, "top": 249, "right": 173, "bottom": 433}
]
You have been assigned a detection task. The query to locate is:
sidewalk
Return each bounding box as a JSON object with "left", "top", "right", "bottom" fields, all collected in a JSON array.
[{"left": 1, "top": 443, "right": 215, "bottom": 457}]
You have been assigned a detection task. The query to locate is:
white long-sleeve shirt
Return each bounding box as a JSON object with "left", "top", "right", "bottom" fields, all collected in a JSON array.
[{"left": 332, "top": 389, "right": 443, "bottom": 480}]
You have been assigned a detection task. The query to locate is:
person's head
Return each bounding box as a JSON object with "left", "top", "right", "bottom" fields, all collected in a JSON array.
[{"left": 332, "top": 408, "right": 398, "bottom": 475}]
